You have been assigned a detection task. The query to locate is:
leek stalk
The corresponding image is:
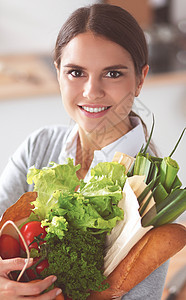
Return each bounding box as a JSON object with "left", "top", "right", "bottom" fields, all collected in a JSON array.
[
  {"left": 137, "top": 176, "right": 158, "bottom": 205},
  {"left": 153, "top": 183, "right": 168, "bottom": 206},
  {"left": 127, "top": 117, "right": 185, "bottom": 227},
  {"left": 156, "top": 188, "right": 185, "bottom": 213},
  {"left": 142, "top": 189, "right": 186, "bottom": 227},
  {"left": 158, "top": 157, "right": 179, "bottom": 193},
  {"left": 171, "top": 175, "right": 182, "bottom": 190},
  {"left": 146, "top": 161, "right": 159, "bottom": 184},
  {"left": 133, "top": 153, "right": 151, "bottom": 182},
  {"left": 139, "top": 188, "right": 156, "bottom": 217}
]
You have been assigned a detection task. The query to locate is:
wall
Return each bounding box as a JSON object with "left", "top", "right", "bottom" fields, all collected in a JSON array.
[
  {"left": 0, "top": 0, "right": 103, "bottom": 54},
  {"left": 0, "top": 95, "right": 70, "bottom": 173}
]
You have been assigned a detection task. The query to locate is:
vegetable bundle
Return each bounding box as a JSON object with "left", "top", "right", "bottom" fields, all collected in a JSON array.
[
  {"left": 18, "top": 159, "right": 127, "bottom": 299},
  {"left": 0, "top": 122, "right": 185, "bottom": 300}
]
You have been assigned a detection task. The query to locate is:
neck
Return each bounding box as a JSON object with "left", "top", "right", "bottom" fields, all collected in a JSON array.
[
  {"left": 75, "top": 118, "right": 133, "bottom": 179},
  {"left": 75, "top": 134, "right": 95, "bottom": 179}
]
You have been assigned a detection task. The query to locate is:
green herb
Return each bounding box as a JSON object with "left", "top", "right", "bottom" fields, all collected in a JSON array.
[{"left": 41, "top": 227, "right": 108, "bottom": 300}]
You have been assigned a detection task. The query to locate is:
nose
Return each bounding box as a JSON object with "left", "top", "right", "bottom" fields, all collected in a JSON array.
[{"left": 83, "top": 76, "right": 105, "bottom": 100}]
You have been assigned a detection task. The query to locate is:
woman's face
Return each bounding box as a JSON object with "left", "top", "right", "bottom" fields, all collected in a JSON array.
[{"left": 57, "top": 32, "right": 147, "bottom": 142}]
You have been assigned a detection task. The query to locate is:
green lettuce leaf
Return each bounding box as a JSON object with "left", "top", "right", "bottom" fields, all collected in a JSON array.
[
  {"left": 45, "top": 190, "right": 123, "bottom": 235},
  {"left": 41, "top": 216, "right": 68, "bottom": 240},
  {"left": 80, "top": 177, "right": 123, "bottom": 217},
  {"left": 27, "top": 158, "right": 80, "bottom": 219},
  {"left": 26, "top": 159, "right": 125, "bottom": 238},
  {"left": 90, "top": 161, "right": 126, "bottom": 189}
]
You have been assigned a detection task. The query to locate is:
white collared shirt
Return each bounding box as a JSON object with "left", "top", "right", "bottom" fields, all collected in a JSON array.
[{"left": 58, "top": 116, "right": 146, "bottom": 181}]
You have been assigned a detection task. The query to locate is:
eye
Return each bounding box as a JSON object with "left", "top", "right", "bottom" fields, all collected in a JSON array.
[
  {"left": 68, "top": 69, "right": 84, "bottom": 77},
  {"left": 106, "top": 71, "right": 122, "bottom": 78}
]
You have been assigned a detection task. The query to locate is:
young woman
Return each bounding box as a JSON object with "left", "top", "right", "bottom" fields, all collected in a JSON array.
[{"left": 0, "top": 4, "right": 168, "bottom": 299}]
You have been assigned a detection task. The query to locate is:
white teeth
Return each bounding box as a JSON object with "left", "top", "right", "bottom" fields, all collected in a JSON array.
[{"left": 82, "top": 106, "right": 108, "bottom": 113}]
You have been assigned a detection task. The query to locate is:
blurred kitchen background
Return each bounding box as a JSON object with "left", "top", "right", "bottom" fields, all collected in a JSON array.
[{"left": 0, "top": 0, "right": 185, "bottom": 186}]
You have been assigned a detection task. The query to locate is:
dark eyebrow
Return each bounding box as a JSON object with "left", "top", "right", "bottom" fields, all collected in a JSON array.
[
  {"left": 63, "top": 64, "right": 85, "bottom": 69},
  {"left": 103, "top": 64, "right": 128, "bottom": 71},
  {"left": 63, "top": 63, "right": 128, "bottom": 70}
]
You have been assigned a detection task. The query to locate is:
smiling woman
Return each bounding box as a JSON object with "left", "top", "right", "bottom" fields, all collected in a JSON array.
[
  {"left": 0, "top": 3, "right": 168, "bottom": 300},
  {"left": 56, "top": 32, "right": 146, "bottom": 141}
]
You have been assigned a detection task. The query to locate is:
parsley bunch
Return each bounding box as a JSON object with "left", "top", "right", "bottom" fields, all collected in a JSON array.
[{"left": 41, "top": 226, "right": 108, "bottom": 300}]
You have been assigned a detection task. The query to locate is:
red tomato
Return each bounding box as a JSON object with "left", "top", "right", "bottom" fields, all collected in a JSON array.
[
  {"left": 26, "top": 265, "right": 37, "bottom": 280},
  {"left": 19, "top": 221, "right": 47, "bottom": 252},
  {"left": 36, "top": 258, "right": 49, "bottom": 274},
  {"left": 26, "top": 257, "right": 49, "bottom": 280},
  {"left": 0, "top": 234, "right": 20, "bottom": 259}
]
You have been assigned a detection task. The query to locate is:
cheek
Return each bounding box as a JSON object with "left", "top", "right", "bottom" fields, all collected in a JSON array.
[
  {"left": 59, "top": 79, "right": 82, "bottom": 122},
  {"left": 59, "top": 79, "right": 76, "bottom": 105},
  {"left": 107, "top": 79, "right": 135, "bottom": 120},
  {"left": 108, "top": 78, "right": 136, "bottom": 102},
  {"left": 114, "top": 93, "right": 134, "bottom": 121}
]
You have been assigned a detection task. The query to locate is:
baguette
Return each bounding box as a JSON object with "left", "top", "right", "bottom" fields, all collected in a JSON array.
[{"left": 88, "top": 223, "right": 186, "bottom": 299}]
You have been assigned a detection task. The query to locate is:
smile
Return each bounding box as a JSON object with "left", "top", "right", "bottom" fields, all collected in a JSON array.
[{"left": 81, "top": 106, "right": 110, "bottom": 113}]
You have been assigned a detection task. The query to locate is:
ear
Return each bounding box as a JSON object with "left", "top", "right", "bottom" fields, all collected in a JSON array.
[
  {"left": 135, "top": 64, "right": 149, "bottom": 97},
  {"left": 54, "top": 61, "right": 60, "bottom": 82}
]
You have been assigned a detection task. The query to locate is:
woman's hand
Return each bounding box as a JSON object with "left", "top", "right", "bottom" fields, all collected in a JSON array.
[{"left": 0, "top": 257, "right": 62, "bottom": 299}]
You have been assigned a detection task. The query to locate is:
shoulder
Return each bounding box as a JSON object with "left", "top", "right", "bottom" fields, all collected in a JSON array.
[
  {"left": 28, "top": 123, "right": 72, "bottom": 152},
  {"left": 28, "top": 124, "right": 71, "bottom": 143},
  {"left": 14, "top": 124, "right": 74, "bottom": 169}
]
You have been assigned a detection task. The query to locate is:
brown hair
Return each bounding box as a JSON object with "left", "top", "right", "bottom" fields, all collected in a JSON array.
[
  {"left": 54, "top": 3, "right": 148, "bottom": 77},
  {"left": 54, "top": 3, "right": 157, "bottom": 155}
]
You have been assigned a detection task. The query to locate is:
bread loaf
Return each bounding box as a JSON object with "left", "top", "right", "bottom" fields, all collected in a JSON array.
[{"left": 88, "top": 223, "right": 186, "bottom": 299}]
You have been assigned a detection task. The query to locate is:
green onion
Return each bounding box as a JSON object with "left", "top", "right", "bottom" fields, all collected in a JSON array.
[
  {"left": 146, "top": 161, "right": 159, "bottom": 184},
  {"left": 171, "top": 175, "right": 182, "bottom": 191},
  {"left": 158, "top": 157, "right": 179, "bottom": 193},
  {"left": 137, "top": 176, "right": 158, "bottom": 205},
  {"left": 153, "top": 183, "right": 168, "bottom": 206},
  {"left": 139, "top": 188, "right": 157, "bottom": 217},
  {"left": 149, "top": 156, "right": 162, "bottom": 164},
  {"left": 142, "top": 189, "right": 186, "bottom": 227},
  {"left": 133, "top": 153, "right": 151, "bottom": 182},
  {"left": 169, "top": 128, "right": 186, "bottom": 157},
  {"left": 141, "top": 204, "right": 156, "bottom": 227},
  {"left": 156, "top": 188, "right": 185, "bottom": 213},
  {"left": 141, "top": 114, "right": 155, "bottom": 155}
]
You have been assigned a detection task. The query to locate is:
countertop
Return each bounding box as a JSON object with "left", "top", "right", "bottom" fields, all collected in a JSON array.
[
  {"left": 0, "top": 54, "right": 186, "bottom": 100},
  {"left": 0, "top": 54, "right": 60, "bottom": 100}
]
